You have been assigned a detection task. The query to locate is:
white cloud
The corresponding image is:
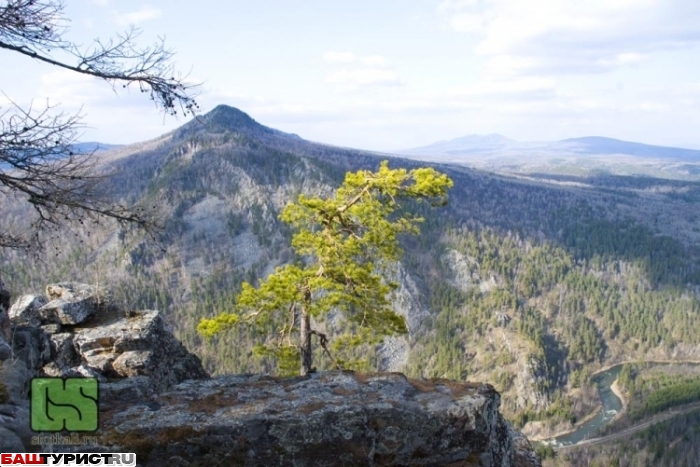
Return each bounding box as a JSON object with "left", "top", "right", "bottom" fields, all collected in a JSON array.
[
  {"left": 38, "top": 70, "right": 106, "bottom": 107},
  {"left": 323, "top": 52, "right": 399, "bottom": 88},
  {"left": 440, "top": 0, "right": 700, "bottom": 76},
  {"left": 112, "top": 6, "right": 162, "bottom": 26},
  {"left": 326, "top": 68, "right": 401, "bottom": 87}
]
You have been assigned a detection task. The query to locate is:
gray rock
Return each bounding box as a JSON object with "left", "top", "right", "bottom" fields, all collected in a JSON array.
[
  {"left": 112, "top": 350, "right": 152, "bottom": 377},
  {"left": 101, "top": 376, "right": 154, "bottom": 405},
  {"left": 40, "top": 323, "right": 63, "bottom": 334},
  {"left": 72, "top": 310, "right": 208, "bottom": 390},
  {"left": 41, "top": 361, "right": 72, "bottom": 378},
  {"left": 41, "top": 362, "right": 106, "bottom": 381},
  {"left": 0, "top": 403, "right": 32, "bottom": 441},
  {"left": 48, "top": 332, "right": 79, "bottom": 369},
  {"left": 8, "top": 294, "right": 48, "bottom": 327},
  {"left": 0, "top": 280, "right": 213, "bottom": 453},
  {"left": 509, "top": 423, "right": 542, "bottom": 467},
  {"left": 39, "top": 298, "right": 96, "bottom": 326},
  {"left": 0, "top": 426, "right": 24, "bottom": 452},
  {"left": 0, "top": 361, "right": 33, "bottom": 450},
  {"left": 91, "top": 371, "right": 539, "bottom": 466},
  {"left": 0, "top": 360, "right": 32, "bottom": 402},
  {"left": 10, "top": 326, "right": 52, "bottom": 373},
  {"left": 39, "top": 283, "right": 107, "bottom": 325},
  {"left": 73, "top": 364, "right": 107, "bottom": 381},
  {"left": 0, "top": 336, "right": 11, "bottom": 361}
]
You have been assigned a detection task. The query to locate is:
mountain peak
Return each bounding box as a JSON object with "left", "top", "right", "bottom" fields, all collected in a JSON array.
[
  {"left": 174, "top": 104, "right": 302, "bottom": 141},
  {"left": 202, "top": 105, "right": 265, "bottom": 131}
]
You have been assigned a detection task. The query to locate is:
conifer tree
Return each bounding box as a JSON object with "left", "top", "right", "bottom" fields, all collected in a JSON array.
[{"left": 198, "top": 161, "right": 453, "bottom": 376}]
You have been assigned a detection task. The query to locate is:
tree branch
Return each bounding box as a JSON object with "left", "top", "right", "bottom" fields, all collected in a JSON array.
[{"left": 0, "top": 1, "right": 199, "bottom": 115}]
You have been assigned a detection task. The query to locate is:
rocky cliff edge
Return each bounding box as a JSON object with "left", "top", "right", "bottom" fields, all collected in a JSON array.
[{"left": 0, "top": 281, "right": 540, "bottom": 466}]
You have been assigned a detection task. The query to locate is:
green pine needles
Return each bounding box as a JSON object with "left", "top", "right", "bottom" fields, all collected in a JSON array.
[{"left": 198, "top": 161, "right": 453, "bottom": 376}]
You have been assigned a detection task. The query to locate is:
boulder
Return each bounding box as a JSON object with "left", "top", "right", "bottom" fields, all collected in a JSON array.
[
  {"left": 2, "top": 280, "right": 212, "bottom": 453},
  {"left": 8, "top": 286, "right": 207, "bottom": 391},
  {"left": 39, "top": 283, "right": 107, "bottom": 325},
  {"left": 93, "top": 372, "right": 540, "bottom": 467},
  {"left": 40, "top": 333, "right": 80, "bottom": 377},
  {"left": 71, "top": 309, "right": 208, "bottom": 390},
  {"left": 8, "top": 294, "right": 48, "bottom": 327}
]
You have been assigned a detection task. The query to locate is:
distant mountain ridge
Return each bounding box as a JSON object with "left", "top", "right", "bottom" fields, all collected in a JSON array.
[
  {"left": 401, "top": 134, "right": 700, "bottom": 161},
  {"left": 557, "top": 136, "right": 700, "bottom": 160},
  {"left": 397, "top": 134, "right": 700, "bottom": 180},
  {"left": 72, "top": 142, "right": 122, "bottom": 154},
  {"left": 399, "top": 134, "right": 514, "bottom": 155}
]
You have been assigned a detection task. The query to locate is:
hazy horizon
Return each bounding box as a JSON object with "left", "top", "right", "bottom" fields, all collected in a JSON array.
[{"left": 3, "top": 1, "right": 700, "bottom": 152}]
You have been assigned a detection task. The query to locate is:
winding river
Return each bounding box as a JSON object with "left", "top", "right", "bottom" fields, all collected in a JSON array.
[
  {"left": 553, "top": 362, "right": 700, "bottom": 446},
  {"left": 554, "top": 365, "right": 624, "bottom": 446}
]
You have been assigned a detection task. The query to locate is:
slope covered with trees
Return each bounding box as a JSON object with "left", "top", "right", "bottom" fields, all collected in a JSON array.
[{"left": 2, "top": 105, "right": 700, "bottom": 439}]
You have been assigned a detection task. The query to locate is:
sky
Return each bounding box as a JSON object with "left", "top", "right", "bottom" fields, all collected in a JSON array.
[{"left": 2, "top": 0, "right": 700, "bottom": 151}]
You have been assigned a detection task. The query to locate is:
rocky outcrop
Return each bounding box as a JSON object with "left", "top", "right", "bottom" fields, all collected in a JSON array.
[
  {"left": 0, "top": 280, "right": 540, "bottom": 466},
  {"left": 9, "top": 294, "right": 48, "bottom": 327},
  {"left": 39, "top": 282, "right": 106, "bottom": 325},
  {"left": 0, "top": 281, "right": 209, "bottom": 451},
  {"left": 93, "top": 372, "right": 540, "bottom": 467},
  {"left": 4, "top": 282, "right": 208, "bottom": 387}
]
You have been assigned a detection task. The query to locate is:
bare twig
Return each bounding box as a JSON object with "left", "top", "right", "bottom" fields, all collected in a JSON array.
[{"left": 0, "top": 0, "right": 200, "bottom": 252}]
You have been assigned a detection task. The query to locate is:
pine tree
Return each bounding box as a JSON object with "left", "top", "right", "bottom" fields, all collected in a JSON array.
[{"left": 198, "top": 161, "right": 453, "bottom": 375}]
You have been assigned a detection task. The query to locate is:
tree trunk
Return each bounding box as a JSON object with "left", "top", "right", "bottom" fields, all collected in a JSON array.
[{"left": 299, "top": 307, "right": 313, "bottom": 375}]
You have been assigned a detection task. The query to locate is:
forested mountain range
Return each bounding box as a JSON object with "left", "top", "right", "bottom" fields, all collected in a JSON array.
[{"left": 3, "top": 104, "right": 700, "bottom": 440}]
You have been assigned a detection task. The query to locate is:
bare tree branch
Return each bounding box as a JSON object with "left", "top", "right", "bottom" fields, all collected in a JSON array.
[
  {"left": 0, "top": 0, "right": 199, "bottom": 115},
  {"left": 0, "top": 0, "right": 199, "bottom": 251},
  {"left": 0, "top": 99, "right": 161, "bottom": 251}
]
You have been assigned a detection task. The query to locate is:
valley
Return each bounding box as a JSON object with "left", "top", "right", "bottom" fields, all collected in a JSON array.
[{"left": 3, "top": 105, "right": 700, "bottom": 460}]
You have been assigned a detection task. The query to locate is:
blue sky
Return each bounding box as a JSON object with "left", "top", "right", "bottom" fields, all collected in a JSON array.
[{"left": 2, "top": 0, "right": 700, "bottom": 151}]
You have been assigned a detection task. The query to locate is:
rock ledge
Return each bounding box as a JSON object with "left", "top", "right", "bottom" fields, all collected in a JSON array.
[{"left": 95, "top": 371, "right": 540, "bottom": 466}]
